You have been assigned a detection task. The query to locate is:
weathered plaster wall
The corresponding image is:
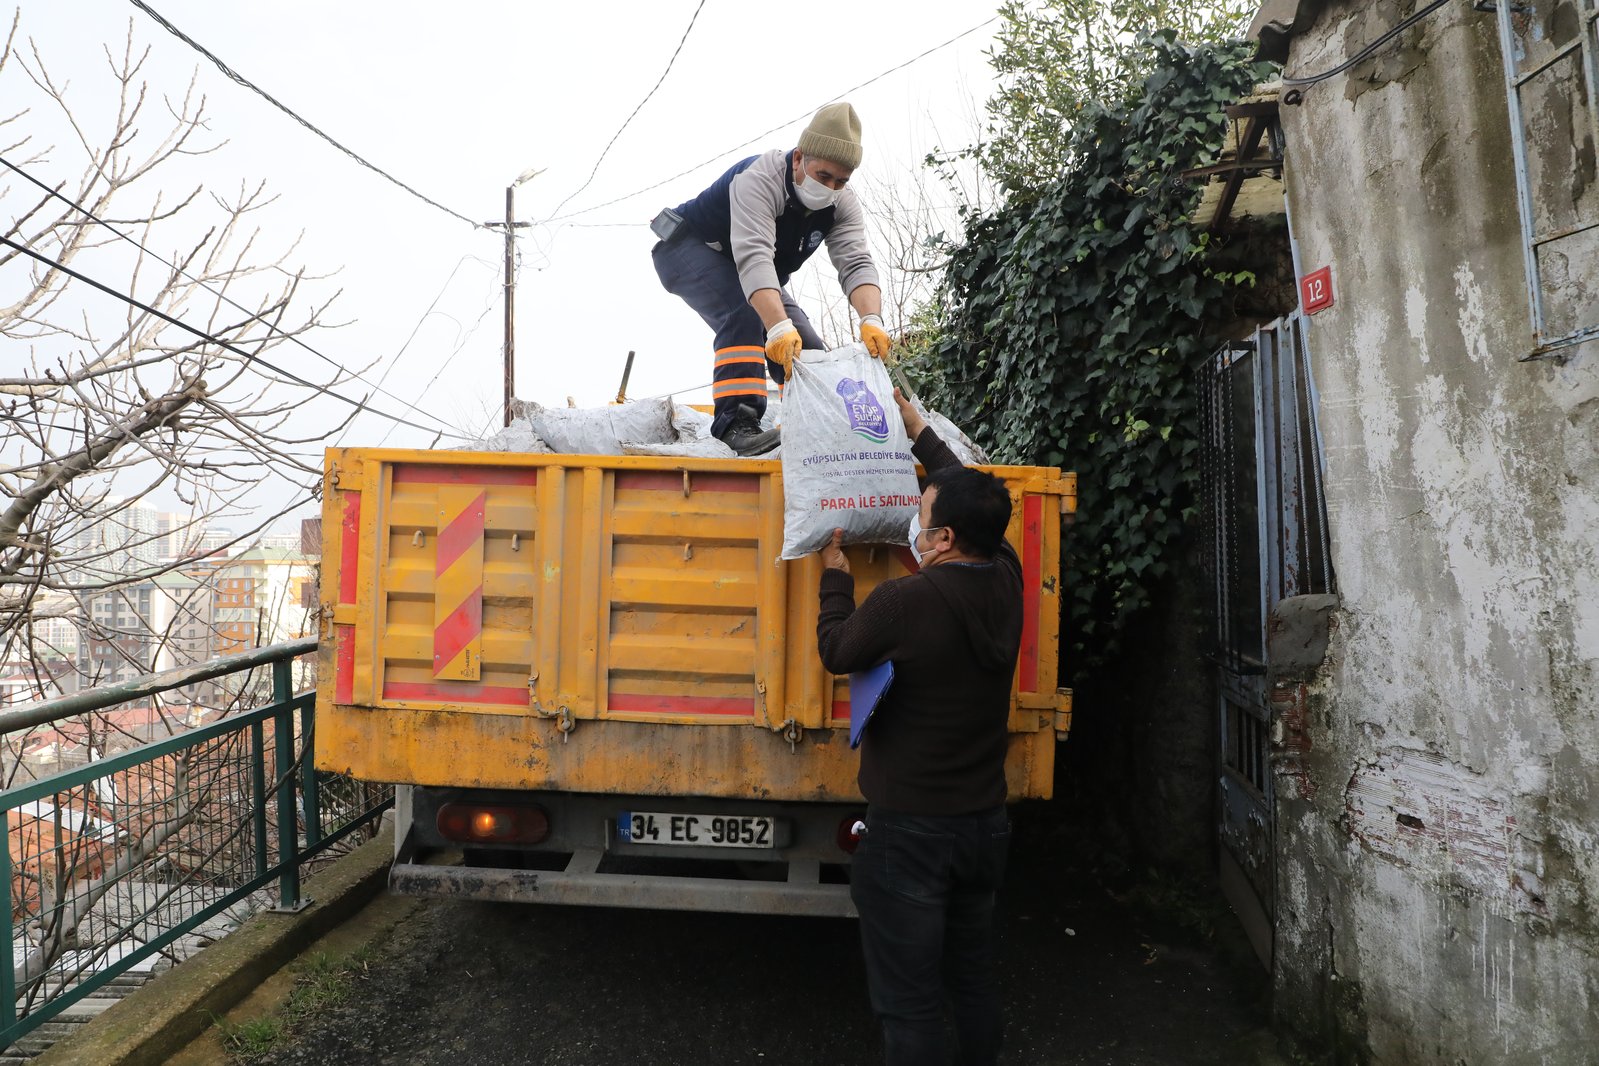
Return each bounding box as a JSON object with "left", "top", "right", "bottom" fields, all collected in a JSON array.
[{"left": 1272, "top": 2, "right": 1599, "bottom": 1062}]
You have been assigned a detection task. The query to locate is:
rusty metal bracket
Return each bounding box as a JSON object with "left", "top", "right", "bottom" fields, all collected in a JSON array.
[
  {"left": 1054, "top": 688, "right": 1074, "bottom": 740},
  {"left": 332, "top": 457, "right": 364, "bottom": 491},
  {"left": 782, "top": 718, "right": 804, "bottom": 754},
  {"left": 1022, "top": 473, "right": 1078, "bottom": 519},
  {"left": 1057, "top": 473, "right": 1078, "bottom": 518}
]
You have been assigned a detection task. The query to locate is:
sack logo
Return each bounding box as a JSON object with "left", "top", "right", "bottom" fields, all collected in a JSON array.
[
  {"left": 835, "top": 378, "right": 889, "bottom": 443},
  {"left": 808, "top": 230, "right": 824, "bottom": 250}
]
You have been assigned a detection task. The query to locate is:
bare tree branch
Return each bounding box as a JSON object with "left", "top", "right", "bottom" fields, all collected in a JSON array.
[
  {"left": 0, "top": 377, "right": 204, "bottom": 571},
  {"left": 1, "top": 12, "right": 333, "bottom": 725}
]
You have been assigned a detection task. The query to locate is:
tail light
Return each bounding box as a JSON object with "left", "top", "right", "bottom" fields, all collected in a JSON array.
[
  {"left": 437, "top": 802, "right": 551, "bottom": 845},
  {"left": 836, "top": 815, "right": 867, "bottom": 855}
]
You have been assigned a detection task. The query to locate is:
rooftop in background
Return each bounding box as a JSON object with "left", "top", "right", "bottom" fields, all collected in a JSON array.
[{"left": 218, "top": 548, "right": 311, "bottom": 565}]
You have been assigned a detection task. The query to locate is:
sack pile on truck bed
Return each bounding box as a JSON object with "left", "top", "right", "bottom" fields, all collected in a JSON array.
[
  {"left": 467, "top": 377, "right": 990, "bottom": 470},
  {"left": 472, "top": 396, "right": 740, "bottom": 458}
]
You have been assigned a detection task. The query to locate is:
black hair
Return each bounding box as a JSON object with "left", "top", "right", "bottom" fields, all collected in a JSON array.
[{"left": 925, "top": 466, "right": 1011, "bottom": 558}]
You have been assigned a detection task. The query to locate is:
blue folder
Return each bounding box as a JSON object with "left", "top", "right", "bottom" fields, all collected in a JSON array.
[{"left": 849, "top": 661, "right": 895, "bottom": 749}]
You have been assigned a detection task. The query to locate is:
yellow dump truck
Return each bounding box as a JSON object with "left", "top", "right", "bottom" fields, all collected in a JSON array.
[{"left": 313, "top": 447, "right": 1073, "bottom": 915}]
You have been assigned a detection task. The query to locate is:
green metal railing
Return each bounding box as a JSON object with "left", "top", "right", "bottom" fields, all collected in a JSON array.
[{"left": 0, "top": 638, "right": 391, "bottom": 1047}]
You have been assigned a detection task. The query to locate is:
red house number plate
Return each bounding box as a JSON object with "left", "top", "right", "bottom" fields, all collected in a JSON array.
[{"left": 1300, "top": 266, "right": 1334, "bottom": 315}]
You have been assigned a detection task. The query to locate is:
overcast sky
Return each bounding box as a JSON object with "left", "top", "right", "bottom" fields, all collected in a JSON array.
[{"left": 5, "top": 1, "right": 1004, "bottom": 530}]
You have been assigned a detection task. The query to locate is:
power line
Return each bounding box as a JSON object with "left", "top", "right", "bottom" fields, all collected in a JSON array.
[
  {"left": 1281, "top": 0, "right": 1451, "bottom": 87},
  {"left": 0, "top": 153, "right": 464, "bottom": 437},
  {"left": 543, "top": 0, "right": 709, "bottom": 221},
  {"left": 544, "top": 16, "right": 999, "bottom": 224},
  {"left": 128, "top": 0, "right": 481, "bottom": 229},
  {"left": 332, "top": 254, "right": 494, "bottom": 448},
  {"left": 0, "top": 233, "right": 471, "bottom": 440},
  {"left": 374, "top": 261, "right": 503, "bottom": 448}
]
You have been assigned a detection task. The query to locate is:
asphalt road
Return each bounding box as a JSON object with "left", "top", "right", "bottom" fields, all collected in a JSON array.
[{"left": 268, "top": 807, "right": 1281, "bottom": 1066}]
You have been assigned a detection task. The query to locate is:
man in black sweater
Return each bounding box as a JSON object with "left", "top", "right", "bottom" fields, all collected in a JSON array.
[{"left": 816, "top": 389, "right": 1022, "bottom": 1066}]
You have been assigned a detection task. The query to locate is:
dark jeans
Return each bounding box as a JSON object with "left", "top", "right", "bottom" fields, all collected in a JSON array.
[
  {"left": 651, "top": 236, "right": 825, "bottom": 437},
  {"left": 850, "top": 805, "right": 1012, "bottom": 1066}
]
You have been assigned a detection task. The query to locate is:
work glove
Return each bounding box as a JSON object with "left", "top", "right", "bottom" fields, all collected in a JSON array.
[
  {"left": 859, "top": 314, "right": 891, "bottom": 360},
  {"left": 765, "top": 318, "right": 802, "bottom": 371}
]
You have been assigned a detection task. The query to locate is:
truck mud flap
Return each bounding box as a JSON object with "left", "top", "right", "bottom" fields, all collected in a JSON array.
[{"left": 389, "top": 849, "right": 857, "bottom": 918}]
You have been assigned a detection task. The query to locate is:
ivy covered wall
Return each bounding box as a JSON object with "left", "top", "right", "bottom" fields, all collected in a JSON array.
[
  {"left": 904, "top": 34, "right": 1289, "bottom": 875},
  {"left": 913, "top": 35, "right": 1276, "bottom": 679}
]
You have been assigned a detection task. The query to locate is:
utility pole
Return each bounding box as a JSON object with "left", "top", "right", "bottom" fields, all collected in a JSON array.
[
  {"left": 489, "top": 169, "right": 540, "bottom": 427},
  {"left": 502, "top": 186, "right": 516, "bottom": 427}
]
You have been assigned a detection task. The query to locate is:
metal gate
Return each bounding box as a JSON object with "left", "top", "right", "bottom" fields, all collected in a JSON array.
[{"left": 1198, "top": 312, "right": 1334, "bottom": 965}]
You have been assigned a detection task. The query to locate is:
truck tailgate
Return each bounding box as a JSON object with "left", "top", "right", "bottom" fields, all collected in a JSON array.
[{"left": 313, "top": 449, "right": 1073, "bottom": 800}]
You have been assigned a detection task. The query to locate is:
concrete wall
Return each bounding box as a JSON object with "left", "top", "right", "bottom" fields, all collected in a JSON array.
[{"left": 1271, "top": 2, "right": 1599, "bottom": 1062}]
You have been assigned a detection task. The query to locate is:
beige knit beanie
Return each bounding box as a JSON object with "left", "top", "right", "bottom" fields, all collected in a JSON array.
[{"left": 797, "top": 102, "right": 863, "bottom": 170}]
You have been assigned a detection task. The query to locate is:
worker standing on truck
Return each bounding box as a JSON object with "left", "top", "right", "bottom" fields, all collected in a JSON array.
[
  {"left": 814, "top": 389, "right": 1022, "bottom": 1066},
  {"left": 650, "top": 102, "right": 891, "bottom": 456}
]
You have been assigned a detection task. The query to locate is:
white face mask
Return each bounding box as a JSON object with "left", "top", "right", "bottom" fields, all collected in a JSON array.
[
  {"left": 793, "top": 159, "right": 840, "bottom": 211},
  {"left": 908, "top": 513, "right": 945, "bottom": 566}
]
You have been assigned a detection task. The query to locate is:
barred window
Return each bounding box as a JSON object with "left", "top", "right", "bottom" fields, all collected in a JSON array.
[{"left": 1496, "top": 0, "right": 1599, "bottom": 358}]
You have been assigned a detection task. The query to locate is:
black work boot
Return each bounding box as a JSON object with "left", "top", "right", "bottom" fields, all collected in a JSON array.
[{"left": 719, "top": 402, "right": 780, "bottom": 457}]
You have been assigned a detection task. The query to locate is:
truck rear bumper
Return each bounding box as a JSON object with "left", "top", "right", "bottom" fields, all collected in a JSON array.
[{"left": 390, "top": 846, "right": 857, "bottom": 918}]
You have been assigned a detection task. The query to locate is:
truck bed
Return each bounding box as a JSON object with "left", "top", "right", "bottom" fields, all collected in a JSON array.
[{"left": 312, "top": 447, "right": 1074, "bottom": 912}]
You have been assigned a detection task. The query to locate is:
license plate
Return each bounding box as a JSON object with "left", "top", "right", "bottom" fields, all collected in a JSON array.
[{"left": 617, "top": 811, "right": 775, "bottom": 849}]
